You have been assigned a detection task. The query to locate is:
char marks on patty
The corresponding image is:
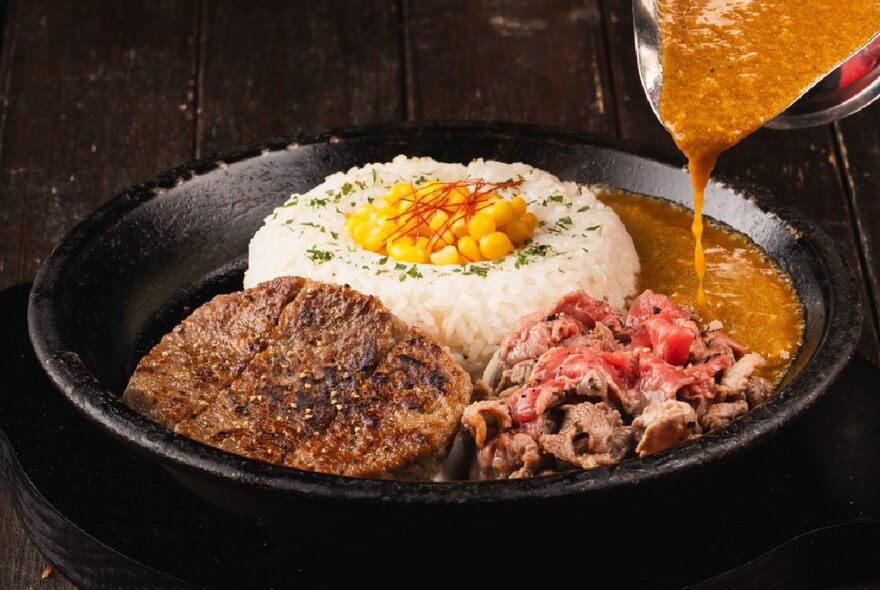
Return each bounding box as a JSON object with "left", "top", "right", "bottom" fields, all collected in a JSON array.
[{"left": 123, "top": 277, "right": 472, "bottom": 479}]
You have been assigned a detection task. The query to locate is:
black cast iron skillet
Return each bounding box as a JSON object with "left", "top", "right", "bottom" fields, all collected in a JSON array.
[{"left": 27, "top": 121, "right": 861, "bottom": 536}]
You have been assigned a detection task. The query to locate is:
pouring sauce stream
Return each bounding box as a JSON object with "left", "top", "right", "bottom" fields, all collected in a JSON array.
[{"left": 658, "top": 0, "right": 880, "bottom": 304}]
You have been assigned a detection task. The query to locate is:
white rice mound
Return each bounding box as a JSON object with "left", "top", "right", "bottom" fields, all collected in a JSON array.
[{"left": 245, "top": 156, "right": 639, "bottom": 377}]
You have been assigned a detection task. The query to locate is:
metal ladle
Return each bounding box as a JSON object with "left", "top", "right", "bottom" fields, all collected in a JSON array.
[{"left": 633, "top": 0, "right": 880, "bottom": 129}]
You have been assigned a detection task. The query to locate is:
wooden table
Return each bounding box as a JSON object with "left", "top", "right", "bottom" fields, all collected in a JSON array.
[{"left": 1, "top": 1, "right": 878, "bottom": 587}]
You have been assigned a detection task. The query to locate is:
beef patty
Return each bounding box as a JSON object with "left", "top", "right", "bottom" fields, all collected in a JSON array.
[{"left": 123, "top": 276, "right": 472, "bottom": 479}]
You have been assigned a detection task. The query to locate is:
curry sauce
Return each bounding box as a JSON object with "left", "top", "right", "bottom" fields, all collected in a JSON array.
[
  {"left": 600, "top": 190, "right": 803, "bottom": 383},
  {"left": 658, "top": 0, "right": 880, "bottom": 303}
]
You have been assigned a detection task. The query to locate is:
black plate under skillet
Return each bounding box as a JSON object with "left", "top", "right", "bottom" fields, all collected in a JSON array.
[{"left": 27, "top": 122, "right": 861, "bottom": 536}]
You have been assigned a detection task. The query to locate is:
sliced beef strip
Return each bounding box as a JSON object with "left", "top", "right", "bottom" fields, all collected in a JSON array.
[
  {"left": 493, "top": 291, "right": 629, "bottom": 378},
  {"left": 499, "top": 313, "right": 585, "bottom": 368},
  {"left": 127, "top": 278, "right": 472, "bottom": 480},
  {"left": 633, "top": 399, "right": 700, "bottom": 456},
  {"left": 495, "top": 359, "right": 536, "bottom": 392},
  {"left": 744, "top": 376, "right": 773, "bottom": 408},
  {"left": 700, "top": 400, "right": 749, "bottom": 432},
  {"left": 462, "top": 399, "right": 513, "bottom": 447},
  {"left": 539, "top": 402, "right": 634, "bottom": 469},
  {"left": 471, "top": 432, "right": 544, "bottom": 480},
  {"left": 721, "top": 352, "right": 766, "bottom": 391},
  {"left": 559, "top": 322, "right": 619, "bottom": 353}
]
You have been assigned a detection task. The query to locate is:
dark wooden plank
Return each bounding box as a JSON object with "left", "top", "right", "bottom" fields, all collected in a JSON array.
[
  {"left": 405, "top": 0, "right": 615, "bottom": 131},
  {"left": 196, "top": 0, "right": 403, "bottom": 156},
  {"left": 0, "top": 0, "right": 199, "bottom": 291},
  {"left": 0, "top": 492, "right": 73, "bottom": 590},
  {"left": 600, "top": 0, "right": 880, "bottom": 364},
  {"left": 0, "top": 0, "right": 199, "bottom": 587},
  {"left": 835, "top": 111, "right": 880, "bottom": 361}
]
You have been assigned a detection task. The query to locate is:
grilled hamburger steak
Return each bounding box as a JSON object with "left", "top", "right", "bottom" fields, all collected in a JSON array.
[{"left": 123, "top": 276, "right": 472, "bottom": 479}]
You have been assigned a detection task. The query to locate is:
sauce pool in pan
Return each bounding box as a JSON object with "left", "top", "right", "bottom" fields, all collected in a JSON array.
[{"left": 600, "top": 189, "right": 803, "bottom": 384}]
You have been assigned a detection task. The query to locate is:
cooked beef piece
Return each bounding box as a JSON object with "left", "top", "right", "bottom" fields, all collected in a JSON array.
[
  {"left": 495, "top": 359, "right": 536, "bottom": 392},
  {"left": 700, "top": 400, "right": 749, "bottom": 431},
  {"left": 558, "top": 322, "right": 619, "bottom": 353},
  {"left": 471, "top": 432, "right": 544, "bottom": 480},
  {"left": 492, "top": 290, "right": 626, "bottom": 380},
  {"left": 633, "top": 399, "right": 700, "bottom": 456},
  {"left": 462, "top": 399, "right": 513, "bottom": 447},
  {"left": 721, "top": 352, "right": 766, "bottom": 391},
  {"left": 744, "top": 376, "right": 773, "bottom": 408},
  {"left": 539, "top": 402, "right": 633, "bottom": 469},
  {"left": 124, "top": 277, "right": 472, "bottom": 480}
]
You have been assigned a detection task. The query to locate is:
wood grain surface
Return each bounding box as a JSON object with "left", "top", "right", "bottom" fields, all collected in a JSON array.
[{"left": 1, "top": 1, "right": 878, "bottom": 587}]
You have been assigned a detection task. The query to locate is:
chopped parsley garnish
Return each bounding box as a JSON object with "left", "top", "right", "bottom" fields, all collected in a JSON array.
[
  {"left": 377, "top": 256, "right": 388, "bottom": 265},
  {"left": 306, "top": 247, "right": 334, "bottom": 263},
  {"left": 556, "top": 216, "right": 573, "bottom": 228},
  {"left": 394, "top": 263, "right": 407, "bottom": 271},
  {"left": 330, "top": 231, "right": 339, "bottom": 239},
  {"left": 301, "top": 222, "right": 325, "bottom": 232},
  {"left": 281, "top": 195, "right": 300, "bottom": 207},
  {"left": 542, "top": 194, "right": 571, "bottom": 207},
  {"left": 463, "top": 264, "right": 490, "bottom": 277},
  {"left": 399, "top": 264, "right": 423, "bottom": 281},
  {"left": 583, "top": 225, "right": 602, "bottom": 236},
  {"left": 514, "top": 243, "right": 555, "bottom": 268},
  {"left": 371, "top": 169, "right": 378, "bottom": 182},
  {"left": 577, "top": 205, "right": 590, "bottom": 213},
  {"left": 341, "top": 182, "right": 353, "bottom": 195},
  {"left": 308, "top": 197, "right": 329, "bottom": 207}
]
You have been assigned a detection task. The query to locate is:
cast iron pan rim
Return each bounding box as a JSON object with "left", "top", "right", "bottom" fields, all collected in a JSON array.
[{"left": 28, "top": 121, "right": 862, "bottom": 504}]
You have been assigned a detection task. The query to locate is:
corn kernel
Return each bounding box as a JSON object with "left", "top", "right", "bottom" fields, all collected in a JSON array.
[
  {"left": 430, "top": 245, "right": 460, "bottom": 265},
  {"left": 415, "top": 236, "right": 430, "bottom": 251},
  {"left": 353, "top": 204, "right": 375, "bottom": 218},
  {"left": 389, "top": 243, "right": 424, "bottom": 263},
  {"left": 353, "top": 223, "right": 372, "bottom": 244},
  {"left": 387, "top": 182, "right": 413, "bottom": 203},
  {"left": 468, "top": 213, "right": 496, "bottom": 240},
  {"left": 509, "top": 196, "right": 527, "bottom": 216},
  {"left": 479, "top": 232, "right": 514, "bottom": 260},
  {"left": 446, "top": 184, "right": 470, "bottom": 204},
  {"left": 391, "top": 235, "right": 414, "bottom": 247},
  {"left": 450, "top": 217, "right": 469, "bottom": 238},
  {"left": 484, "top": 200, "right": 514, "bottom": 228},
  {"left": 506, "top": 219, "right": 533, "bottom": 245},
  {"left": 521, "top": 211, "right": 539, "bottom": 230},
  {"left": 362, "top": 229, "right": 385, "bottom": 252},
  {"left": 428, "top": 210, "right": 450, "bottom": 232},
  {"left": 457, "top": 236, "right": 482, "bottom": 262}
]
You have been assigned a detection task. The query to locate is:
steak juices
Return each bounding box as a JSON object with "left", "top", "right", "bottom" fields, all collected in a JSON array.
[{"left": 657, "top": 0, "right": 880, "bottom": 303}]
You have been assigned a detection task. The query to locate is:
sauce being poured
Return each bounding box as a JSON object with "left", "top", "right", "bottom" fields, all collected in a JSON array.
[
  {"left": 600, "top": 189, "right": 803, "bottom": 383},
  {"left": 658, "top": 0, "right": 880, "bottom": 304}
]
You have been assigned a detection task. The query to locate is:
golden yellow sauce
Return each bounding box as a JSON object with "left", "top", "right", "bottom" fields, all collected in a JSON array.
[
  {"left": 658, "top": 0, "right": 880, "bottom": 303},
  {"left": 600, "top": 190, "right": 803, "bottom": 383}
]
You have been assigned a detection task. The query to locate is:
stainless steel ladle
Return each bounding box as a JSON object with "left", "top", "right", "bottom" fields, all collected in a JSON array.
[{"left": 633, "top": 0, "right": 880, "bottom": 129}]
